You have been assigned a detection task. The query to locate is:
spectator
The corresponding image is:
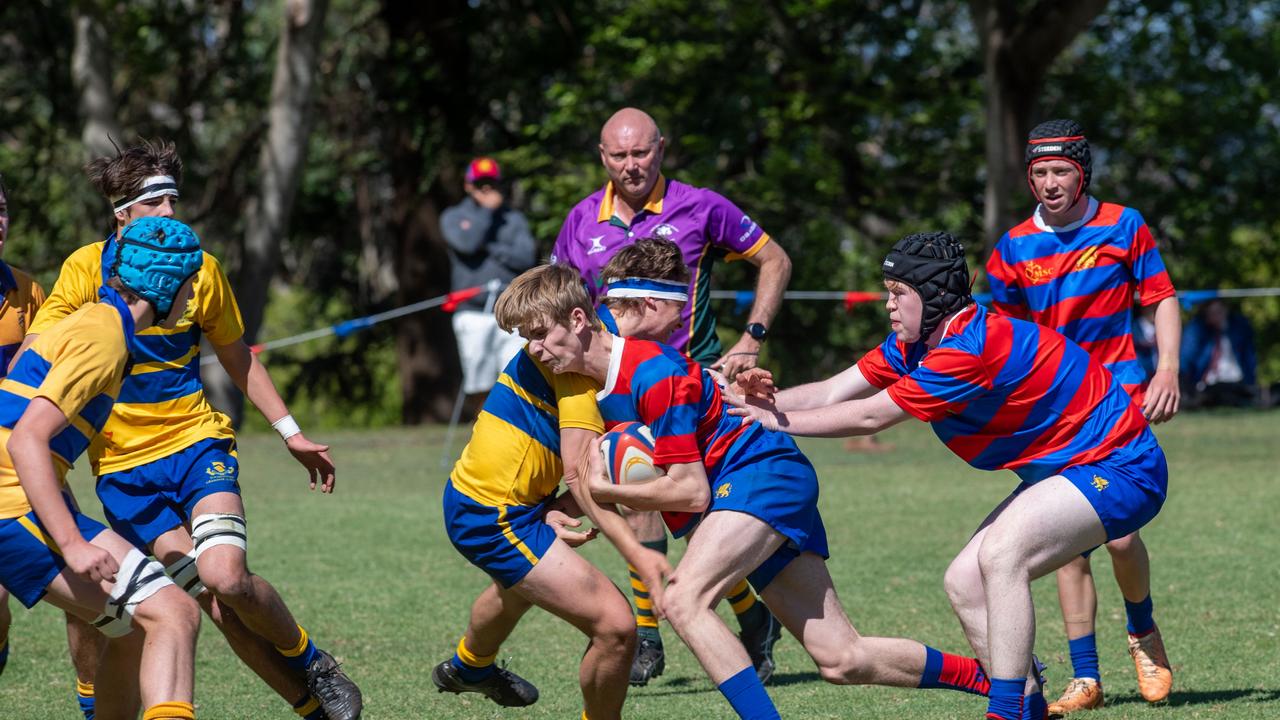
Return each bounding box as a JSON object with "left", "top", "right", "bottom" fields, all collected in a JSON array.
[
  {"left": 441, "top": 157, "right": 537, "bottom": 400},
  {"left": 1181, "top": 299, "right": 1258, "bottom": 408}
]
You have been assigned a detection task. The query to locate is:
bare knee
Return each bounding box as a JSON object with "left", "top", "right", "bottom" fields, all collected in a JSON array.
[
  {"left": 1105, "top": 532, "right": 1144, "bottom": 558},
  {"left": 977, "top": 533, "right": 1026, "bottom": 584},
  {"left": 591, "top": 595, "right": 636, "bottom": 655},
  {"left": 944, "top": 555, "right": 982, "bottom": 614},
  {"left": 133, "top": 587, "right": 201, "bottom": 637},
  {"left": 816, "top": 642, "right": 876, "bottom": 685},
  {"left": 199, "top": 563, "right": 255, "bottom": 602},
  {"left": 661, "top": 578, "right": 715, "bottom": 633}
]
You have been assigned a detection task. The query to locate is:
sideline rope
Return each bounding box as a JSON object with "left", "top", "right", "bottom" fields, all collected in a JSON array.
[{"left": 203, "top": 283, "right": 1280, "bottom": 365}]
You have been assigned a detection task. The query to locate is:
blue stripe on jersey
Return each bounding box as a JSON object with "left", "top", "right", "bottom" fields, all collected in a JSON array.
[
  {"left": 5, "top": 351, "right": 53, "bottom": 389},
  {"left": 932, "top": 319, "right": 1039, "bottom": 446},
  {"left": 0, "top": 387, "right": 30, "bottom": 429},
  {"left": 1021, "top": 263, "right": 1131, "bottom": 313},
  {"left": 1059, "top": 308, "right": 1130, "bottom": 344},
  {"left": 132, "top": 327, "right": 201, "bottom": 364},
  {"left": 1132, "top": 246, "right": 1168, "bottom": 281},
  {"left": 482, "top": 381, "right": 562, "bottom": 456},
  {"left": 118, "top": 357, "right": 203, "bottom": 404},
  {"left": 504, "top": 351, "right": 556, "bottom": 409},
  {"left": 78, "top": 392, "right": 116, "bottom": 431},
  {"left": 49, "top": 424, "right": 91, "bottom": 466},
  {"left": 968, "top": 346, "right": 1086, "bottom": 473},
  {"left": 1104, "top": 358, "right": 1146, "bottom": 387}
]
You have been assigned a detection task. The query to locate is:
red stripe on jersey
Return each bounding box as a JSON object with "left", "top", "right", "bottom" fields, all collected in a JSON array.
[
  {"left": 1007, "top": 216, "right": 1041, "bottom": 240},
  {"left": 1137, "top": 272, "right": 1176, "bottom": 306},
  {"left": 1039, "top": 284, "right": 1134, "bottom": 326},
  {"left": 991, "top": 300, "right": 1029, "bottom": 320},
  {"left": 1088, "top": 202, "right": 1125, "bottom": 227},
  {"left": 857, "top": 346, "right": 901, "bottom": 389},
  {"left": 1077, "top": 333, "right": 1138, "bottom": 365},
  {"left": 1066, "top": 400, "right": 1149, "bottom": 468}
]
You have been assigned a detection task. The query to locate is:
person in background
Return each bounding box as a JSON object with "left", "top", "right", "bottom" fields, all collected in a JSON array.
[{"left": 1180, "top": 299, "right": 1258, "bottom": 408}]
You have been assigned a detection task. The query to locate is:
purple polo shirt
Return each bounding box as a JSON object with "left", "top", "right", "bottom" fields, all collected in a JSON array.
[{"left": 551, "top": 175, "right": 770, "bottom": 364}]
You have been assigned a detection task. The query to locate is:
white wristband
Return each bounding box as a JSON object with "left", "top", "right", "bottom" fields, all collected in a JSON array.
[{"left": 271, "top": 414, "right": 302, "bottom": 441}]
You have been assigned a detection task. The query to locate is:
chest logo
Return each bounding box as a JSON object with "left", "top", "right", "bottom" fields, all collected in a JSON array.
[
  {"left": 1075, "top": 246, "right": 1100, "bottom": 270},
  {"left": 1024, "top": 261, "right": 1055, "bottom": 285},
  {"left": 587, "top": 235, "right": 608, "bottom": 255},
  {"left": 715, "top": 482, "right": 732, "bottom": 499},
  {"left": 653, "top": 223, "right": 678, "bottom": 238},
  {"left": 1091, "top": 474, "right": 1109, "bottom": 492}
]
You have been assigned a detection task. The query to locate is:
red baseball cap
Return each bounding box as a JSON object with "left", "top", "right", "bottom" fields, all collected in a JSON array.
[{"left": 465, "top": 157, "right": 502, "bottom": 184}]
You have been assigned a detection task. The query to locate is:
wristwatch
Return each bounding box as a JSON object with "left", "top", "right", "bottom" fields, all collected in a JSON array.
[{"left": 745, "top": 323, "right": 768, "bottom": 342}]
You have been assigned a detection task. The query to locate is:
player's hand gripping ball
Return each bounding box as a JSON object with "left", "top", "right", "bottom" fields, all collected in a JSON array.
[{"left": 599, "top": 422, "right": 661, "bottom": 485}]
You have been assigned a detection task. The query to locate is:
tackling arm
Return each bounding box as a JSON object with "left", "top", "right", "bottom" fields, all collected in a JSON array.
[{"left": 732, "top": 388, "right": 912, "bottom": 438}]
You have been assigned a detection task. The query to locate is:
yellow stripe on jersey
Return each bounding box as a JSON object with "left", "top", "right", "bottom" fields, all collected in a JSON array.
[
  {"left": 497, "top": 505, "right": 540, "bottom": 566},
  {"left": 724, "top": 232, "right": 772, "bottom": 262},
  {"left": 29, "top": 240, "right": 244, "bottom": 475},
  {"left": 450, "top": 350, "right": 603, "bottom": 507}
]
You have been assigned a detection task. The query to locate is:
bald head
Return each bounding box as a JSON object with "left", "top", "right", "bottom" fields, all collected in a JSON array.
[
  {"left": 599, "top": 108, "right": 665, "bottom": 209},
  {"left": 600, "top": 108, "right": 661, "bottom": 146}
]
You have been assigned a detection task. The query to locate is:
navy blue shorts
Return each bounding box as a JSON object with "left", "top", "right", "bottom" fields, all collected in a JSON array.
[
  {"left": 707, "top": 431, "right": 829, "bottom": 592},
  {"left": 96, "top": 438, "right": 240, "bottom": 548},
  {"left": 442, "top": 479, "right": 557, "bottom": 588},
  {"left": 0, "top": 496, "right": 109, "bottom": 607}
]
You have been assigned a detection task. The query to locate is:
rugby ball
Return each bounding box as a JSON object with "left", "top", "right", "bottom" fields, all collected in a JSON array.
[{"left": 599, "top": 422, "right": 661, "bottom": 485}]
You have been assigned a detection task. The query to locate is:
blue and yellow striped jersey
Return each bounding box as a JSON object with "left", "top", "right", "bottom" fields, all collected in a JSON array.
[
  {"left": 451, "top": 349, "right": 604, "bottom": 507},
  {"left": 0, "top": 260, "right": 46, "bottom": 373},
  {"left": 0, "top": 301, "right": 133, "bottom": 518},
  {"left": 28, "top": 238, "right": 243, "bottom": 475}
]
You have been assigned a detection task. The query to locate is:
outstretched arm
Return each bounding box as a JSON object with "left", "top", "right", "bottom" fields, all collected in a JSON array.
[
  {"left": 731, "top": 388, "right": 912, "bottom": 438},
  {"left": 212, "top": 338, "right": 336, "bottom": 492}
]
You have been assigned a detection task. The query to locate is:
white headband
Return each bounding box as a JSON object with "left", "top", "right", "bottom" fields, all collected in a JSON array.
[
  {"left": 604, "top": 277, "right": 689, "bottom": 302},
  {"left": 113, "top": 175, "right": 179, "bottom": 214}
]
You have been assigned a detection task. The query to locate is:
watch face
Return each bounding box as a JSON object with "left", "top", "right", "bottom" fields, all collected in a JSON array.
[{"left": 747, "top": 323, "right": 767, "bottom": 340}]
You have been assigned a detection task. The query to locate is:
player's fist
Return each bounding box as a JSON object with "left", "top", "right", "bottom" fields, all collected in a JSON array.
[{"left": 64, "top": 540, "right": 118, "bottom": 585}]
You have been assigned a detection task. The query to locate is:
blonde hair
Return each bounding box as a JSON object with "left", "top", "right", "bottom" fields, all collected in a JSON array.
[{"left": 495, "top": 264, "right": 598, "bottom": 333}]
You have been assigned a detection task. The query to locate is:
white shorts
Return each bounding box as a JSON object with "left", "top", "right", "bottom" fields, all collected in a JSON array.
[{"left": 453, "top": 310, "right": 526, "bottom": 394}]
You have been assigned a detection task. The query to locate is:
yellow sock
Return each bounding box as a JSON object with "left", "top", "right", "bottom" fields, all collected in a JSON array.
[
  {"left": 456, "top": 636, "right": 498, "bottom": 669},
  {"left": 277, "top": 624, "right": 310, "bottom": 657},
  {"left": 292, "top": 694, "right": 322, "bottom": 718},
  {"left": 76, "top": 679, "right": 95, "bottom": 698},
  {"left": 628, "top": 564, "right": 659, "bottom": 629},
  {"left": 725, "top": 579, "right": 758, "bottom": 616},
  {"left": 142, "top": 701, "right": 195, "bottom": 720}
]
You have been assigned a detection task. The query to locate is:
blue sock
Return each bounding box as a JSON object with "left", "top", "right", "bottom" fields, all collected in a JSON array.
[
  {"left": 278, "top": 625, "right": 321, "bottom": 672},
  {"left": 986, "top": 677, "right": 1024, "bottom": 720},
  {"left": 1021, "top": 688, "right": 1047, "bottom": 720},
  {"left": 451, "top": 652, "right": 496, "bottom": 683},
  {"left": 717, "top": 666, "right": 780, "bottom": 720},
  {"left": 1125, "top": 595, "right": 1155, "bottom": 635},
  {"left": 1068, "top": 634, "right": 1100, "bottom": 680},
  {"left": 292, "top": 694, "right": 326, "bottom": 719}
]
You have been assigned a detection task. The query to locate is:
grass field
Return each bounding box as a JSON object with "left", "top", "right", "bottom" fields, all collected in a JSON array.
[{"left": 1, "top": 411, "right": 1278, "bottom": 719}]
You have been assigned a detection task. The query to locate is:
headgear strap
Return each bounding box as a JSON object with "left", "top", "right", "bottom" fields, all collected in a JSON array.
[
  {"left": 113, "top": 175, "right": 179, "bottom": 214},
  {"left": 604, "top": 277, "right": 689, "bottom": 302}
]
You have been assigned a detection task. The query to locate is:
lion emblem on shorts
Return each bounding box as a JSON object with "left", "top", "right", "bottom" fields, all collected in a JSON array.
[
  {"left": 715, "top": 482, "right": 732, "bottom": 499},
  {"left": 1091, "top": 475, "right": 1109, "bottom": 492}
]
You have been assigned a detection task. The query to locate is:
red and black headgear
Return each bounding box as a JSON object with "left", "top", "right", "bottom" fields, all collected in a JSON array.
[{"left": 1024, "top": 119, "right": 1091, "bottom": 207}]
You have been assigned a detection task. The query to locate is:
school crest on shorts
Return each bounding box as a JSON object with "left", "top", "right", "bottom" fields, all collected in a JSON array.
[
  {"left": 1091, "top": 475, "right": 1109, "bottom": 492},
  {"left": 715, "top": 482, "right": 732, "bottom": 499},
  {"left": 206, "top": 461, "right": 236, "bottom": 483}
]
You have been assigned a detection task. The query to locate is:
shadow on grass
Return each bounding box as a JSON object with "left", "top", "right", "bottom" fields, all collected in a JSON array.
[
  {"left": 637, "top": 671, "right": 826, "bottom": 697},
  {"left": 1105, "top": 688, "right": 1280, "bottom": 708}
]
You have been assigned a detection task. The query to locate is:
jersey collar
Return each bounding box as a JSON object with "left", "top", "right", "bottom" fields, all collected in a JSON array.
[
  {"left": 97, "top": 284, "right": 140, "bottom": 369},
  {"left": 595, "top": 334, "right": 627, "bottom": 400},
  {"left": 596, "top": 175, "right": 667, "bottom": 223},
  {"left": 1032, "top": 196, "right": 1099, "bottom": 234}
]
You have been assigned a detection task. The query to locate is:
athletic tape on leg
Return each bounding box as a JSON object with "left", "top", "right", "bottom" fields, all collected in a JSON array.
[
  {"left": 164, "top": 550, "right": 207, "bottom": 598},
  {"left": 91, "top": 548, "right": 173, "bottom": 637},
  {"left": 191, "top": 513, "right": 248, "bottom": 559}
]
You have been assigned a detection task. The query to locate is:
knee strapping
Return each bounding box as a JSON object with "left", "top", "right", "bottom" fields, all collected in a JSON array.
[
  {"left": 191, "top": 513, "right": 247, "bottom": 559},
  {"left": 91, "top": 549, "right": 173, "bottom": 637},
  {"left": 164, "top": 550, "right": 207, "bottom": 598}
]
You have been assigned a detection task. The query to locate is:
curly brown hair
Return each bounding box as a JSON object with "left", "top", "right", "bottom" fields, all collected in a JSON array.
[
  {"left": 600, "top": 237, "right": 690, "bottom": 316},
  {"left": 85, "top": 138, "right": 183, "bottom": 204}
]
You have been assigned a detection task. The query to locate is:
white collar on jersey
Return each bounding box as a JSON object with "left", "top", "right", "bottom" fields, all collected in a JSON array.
[
  {"left": 596, "top": 335, "right": 627, "bottom": 401},
  {"left": 1032, "top": 196, "right": 1099, "bottom": 234}
]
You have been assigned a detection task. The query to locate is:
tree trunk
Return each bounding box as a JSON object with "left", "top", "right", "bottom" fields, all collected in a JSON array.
[
  {"left": 971, "top": 0, "right": 1110, "bottom": 257},
  {"left": 71, "top": 4, "right": 121, "bottom": 157},
  {"left": 206, "top": 0, "right": 330, "bottom": 426}
]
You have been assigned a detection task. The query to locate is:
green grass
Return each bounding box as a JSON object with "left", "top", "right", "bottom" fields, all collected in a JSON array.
[{"left": 2, "top": 412, "right": 1278, "bottom": 718}]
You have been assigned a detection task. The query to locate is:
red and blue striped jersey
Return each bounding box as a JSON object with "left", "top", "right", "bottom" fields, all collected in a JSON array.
[
  {"left": 857, "top": 304, "right": 1158, "bottom": 483},
  {"left": 986, "top": 200, "right": 1175, "bottom": 396},
  {"left": 595, "top": 337, "right": 764, "bottom": 535}
]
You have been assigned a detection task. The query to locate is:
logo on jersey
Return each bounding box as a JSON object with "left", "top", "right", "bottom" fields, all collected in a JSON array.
[
  {"left": 1024, "top": 261, "right": 1054, "bottom": 285},
  {"left": 587, "top": 236, "right": 608, "bottom": 255},
  {"left": 715, "top": 482, "right": 732, "bottom": 499},
  {"left": 653, "top": 224, "right": 679, "bottom": 238},
  {"left": 1075, "top": 246, "right": 1100, "bottom": 270},
  {"left": 1091, "top": 475, "right": 1109, "bottom": 492},
  {"left": 737, "top": 215, "right": 759, "bottom": 243},
  {"left": 206, "top": 461, "right": 236, "bottom": 483}
]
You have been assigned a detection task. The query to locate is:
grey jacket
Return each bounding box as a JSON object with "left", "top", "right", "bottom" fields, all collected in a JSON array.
[{"left": 440, "top": 197, "right": 538, "bottom": 311}]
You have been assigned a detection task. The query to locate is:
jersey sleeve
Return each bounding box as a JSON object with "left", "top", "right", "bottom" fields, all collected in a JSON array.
[
  {"left": 28, "top": 245, "right": 101, "bottom": 335},
  {"left": 635, "top": 369, "right": 703, "bottom": 466},
  {"left": 985, "top": 239, "right": 1028, "bottom": 319},
  {"left": 36, "top": 321, "right": 125, "bottom": 421},
  {"left": 705, "top": 191, "right": 770, "bottom": 261},
  {"left": 553, "top": 373, "right": 605, "bottom": 433},
  {"left": 194, "top": 255, "right": 246, "bottom": 346},
  {"left": 885, "top": 347, "right": 991, "bottom": 423},
  {"left": 855, "top": 338, "right": 908, "bottom": 389},
  {"left": 1126, "top": 213, "right": 1176, "bottom": 306}
]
